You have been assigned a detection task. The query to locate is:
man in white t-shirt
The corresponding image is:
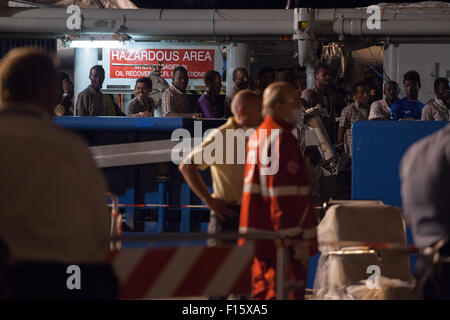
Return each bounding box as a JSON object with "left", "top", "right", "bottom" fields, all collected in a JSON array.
[{"left": 369, "top": 81, "right": 399, "bottom": 121}]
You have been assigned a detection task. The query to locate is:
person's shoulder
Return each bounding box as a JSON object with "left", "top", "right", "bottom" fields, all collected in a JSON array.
[
  {"left": 207, "top": 118, "right": 236, "bottom": 137},
  {"left": 53, "top": 128, "right": 100, "bottom": 167},
  {"left": 127, "top": 97, "right": 138, "bottom": 106},
  {"left": 81, "top": 86, "right": 94, "bottom": 94},
  {"left": 301, "top": 88, "right": 314, "bottom": 98},
  {"left": 392, "top": 97, "right": 404, "bottom": 104},
  {"left": 226, "top": 87, "right": 238, "bottom": 98},
  {"left": 368, "top": 100, "right": 385, "bottom": 119},
  {"left": 254, "top": 119, "right": 291, "bottom": 144},
  {"left": 270, "top": 121, "right": 297, "bottom": 146},
  {"left": 198, "top": 93, "right": 208, "bottom": 102},
  {"left": 77, "top": 87, "right": 91, "bottom": 98},
  {"left": 341, "top": 103, "right": 353, "bottom": 114},
  {"left": 432, "top": 124, "right": 450, "bottom": 141},
  {"left": 49, "top": 123, "right": 89, "bottom": 147},
  {"left": 370, "top": 99, "right": 384, "bottom": 108},
  {"left": 390, "top": 98, "right": 404, "bottom": 108},
  {"left": 161, "top": 87, "right": 172, "bottom": 102},
  {"left": 277, "top": 127, "right": 299, "bottom": 154},
  {"left": 126, "top": 98, "right": 139, "bottom": 113},
  {"left": 163, "top": 86, "right": 173, "bottom": 95},
  {"left": 421, "top": 102, "right": 433, "bottom": 114},
  {"left": 201, "top": 121, "right": 230, "bottom": 144},
  {"left": 1, "top": 114, "right": 89, "bottom": 150},
  {"left": 30, "top": 120, "right": 91, "bottom": 152},
  {"left": 404, "top": 125, "right": 450, "bottom": 161}
]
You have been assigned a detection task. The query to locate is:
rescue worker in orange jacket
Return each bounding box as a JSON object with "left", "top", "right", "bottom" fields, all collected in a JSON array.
[{"left": 239, "top": 82, "right": 318, "bottom": 300}]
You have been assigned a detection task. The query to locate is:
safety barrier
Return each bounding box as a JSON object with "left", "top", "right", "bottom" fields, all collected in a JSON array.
[
  {"left": 106, "top": 242, "right": 254, "bottom": 299},
  {"left": 107, "top": 232, "right": 296, "bottom": 300},
  {"left": 104, "top": 229, "right": 414, "bottom": 300}
]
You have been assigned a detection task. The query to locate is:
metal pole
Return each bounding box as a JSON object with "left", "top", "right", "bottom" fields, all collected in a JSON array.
[
  {"left": 276, "top": 243, "right": 288, "bottom": 300},
  {"left": 226, "top": 42, "right": 249, "bottom": 96},
  {"left": 74, "top": 47, "right": 98, "bottom": 115}
]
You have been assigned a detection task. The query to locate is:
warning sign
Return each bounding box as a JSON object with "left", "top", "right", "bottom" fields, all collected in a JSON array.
[{"left": 110, "top": 48, "right": 215, "bottom": 79}]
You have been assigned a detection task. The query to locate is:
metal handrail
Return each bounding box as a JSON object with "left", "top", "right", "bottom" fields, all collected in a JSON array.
[
  {"left": 115, "top": 231, "right": 301, "bottom": 243},
  {"left": 112, "top": 232, "right": 412, "bottom": 251}
]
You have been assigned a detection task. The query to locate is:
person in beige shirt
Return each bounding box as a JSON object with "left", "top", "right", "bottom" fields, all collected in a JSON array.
[
  {"left": 179, "top": 90, "right": 262, "bottom": 245},
  {"left": 0, "top": 48, "right": 116, "bottom": 299},
  {"left": 421, "top": 78, "right": 449, "bottom": 121}
]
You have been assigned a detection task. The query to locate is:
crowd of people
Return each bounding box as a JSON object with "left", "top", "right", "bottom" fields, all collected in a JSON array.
[
  {"left": 0, "top": 46, "right": 449, "bottom": 300},
  {"left": 66, "top": 62, "right": 449, "bottom": 165}
]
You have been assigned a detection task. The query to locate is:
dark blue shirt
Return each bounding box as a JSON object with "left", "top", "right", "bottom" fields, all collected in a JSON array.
[{"left": 390, "top": 97, "right": 424, "bottom": 120}]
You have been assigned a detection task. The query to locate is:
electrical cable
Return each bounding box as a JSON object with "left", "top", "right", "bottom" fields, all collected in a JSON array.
[{"left": 212, "top": 9, "right": 226, "bottom": 60}]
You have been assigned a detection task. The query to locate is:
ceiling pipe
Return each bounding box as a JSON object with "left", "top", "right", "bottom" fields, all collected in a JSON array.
[
  {"left": 1, "top": 5, "right": 449, "bottom": 38},
  {"left": 314, "top": 6, "right": 450, "bottom": 21},
  {"left": 333, "top": 18, "right": 450, "bottom": 36},
  {"left": 0, "top": 8, "right": 294, "bottom": 35}
]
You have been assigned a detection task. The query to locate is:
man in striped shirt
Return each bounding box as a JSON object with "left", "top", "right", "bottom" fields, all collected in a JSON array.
[
  {"left": 338, "top": 81, "right": 370, "bottom": 158},
  {"left": 162, "top": 66, "right": 201, "bottom": 118},
  {"left": 239, "top": 82, "right": 318, "bottom": 300}
]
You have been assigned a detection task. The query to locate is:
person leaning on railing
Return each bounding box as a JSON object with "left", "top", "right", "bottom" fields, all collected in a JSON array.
[
  {"left": 197, "top": 70, "right": 223, "bottom": 118},
  {"left": 127, "top": 77, "right": 156, "bottom": 117},
  {"left": 161, "top": 66, "right": 202, "bottom": 119}
]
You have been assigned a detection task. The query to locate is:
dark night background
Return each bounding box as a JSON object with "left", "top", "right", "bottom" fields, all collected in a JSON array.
[{"left": 132, "top": 0, "right": 450, "bottom": 9}]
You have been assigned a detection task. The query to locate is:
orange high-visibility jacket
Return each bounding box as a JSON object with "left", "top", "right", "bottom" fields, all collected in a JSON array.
[
  {"left": 239, "top": 116, "right": 318, "bottom": 299},
  {"left": 239, "top": 116, "right": 318, "bottom": 250}
]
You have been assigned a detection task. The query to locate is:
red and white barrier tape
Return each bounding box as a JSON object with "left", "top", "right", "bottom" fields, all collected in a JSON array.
[
  {"left": 106, "top": 244, "right": 254, "bottom": 299},
  {"left": 107, "top": 203, "right": 404, "bottom": 211}
]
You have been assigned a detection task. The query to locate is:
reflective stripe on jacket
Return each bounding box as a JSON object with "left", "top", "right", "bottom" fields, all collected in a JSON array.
[{"left": 239, "top": 116, "right": 318, "bottom": 257}]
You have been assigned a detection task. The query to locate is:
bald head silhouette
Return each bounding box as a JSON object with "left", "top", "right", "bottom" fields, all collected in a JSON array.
[{"left": 231, "top": 89, "right": 262, "bottom": 128}]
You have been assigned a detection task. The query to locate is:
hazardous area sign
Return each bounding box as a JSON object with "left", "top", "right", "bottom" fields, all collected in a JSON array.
[{"left": 110, "top": 48, "right": 215, "bottom": 79}]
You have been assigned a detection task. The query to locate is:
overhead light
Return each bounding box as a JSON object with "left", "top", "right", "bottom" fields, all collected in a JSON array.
[
  {"left": 68, "top": 40, "right": 128, "bottom": 48},
  {"left": 62, "top": 33, "right": 131, "bottom": 49}
]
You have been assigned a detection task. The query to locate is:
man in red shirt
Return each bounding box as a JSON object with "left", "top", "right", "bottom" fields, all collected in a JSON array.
[{"left": 239, "top": 82, "right": 318, "bottom": 300}]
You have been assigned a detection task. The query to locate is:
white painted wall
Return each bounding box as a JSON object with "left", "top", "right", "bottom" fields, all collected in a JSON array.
[{"left": 384, "top": 43, "right": 450, "bottom": 103}]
